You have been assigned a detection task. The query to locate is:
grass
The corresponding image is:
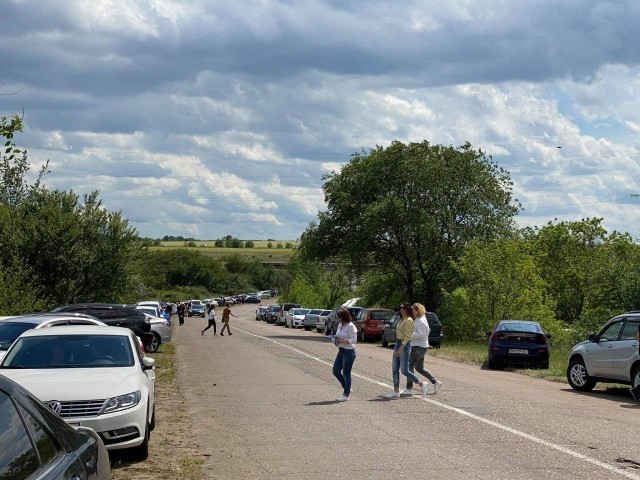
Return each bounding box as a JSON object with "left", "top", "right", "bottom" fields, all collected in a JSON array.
[
  {"left": 430, "top": 340, "right": 571, "bottom": 382},
  {"left": 150, "top": 342, "right": 177, "bottom": 383}
]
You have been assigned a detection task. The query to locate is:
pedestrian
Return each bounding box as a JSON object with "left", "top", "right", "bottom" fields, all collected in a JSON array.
[
  {"left": 201, "top": 305, "right": 217, "bottom": 336},
  {"left": 386, "top": 303, "right": 430, "bottom": 399},
  {"left": 630, "top": 323, "right": 640, "bottom": 403},
  {"left": 401, "top": 303, "right": 442, "bottom": 396},
  {"left": 220, "top": 304, "right": 237, "bottom": 336},
  {"left": 177, "top": 302, "right": 186, "bottom": 326},
  {"left": 331, "top": 308, "right": 358, "bottom": 402}
]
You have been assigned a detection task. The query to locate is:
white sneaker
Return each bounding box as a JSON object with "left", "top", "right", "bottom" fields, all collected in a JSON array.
[
  {"left": 421, "top": 383, "right": 431, "bottom": 396},
  {"left": 336, "top": 395, "right": 349, "bottom": 402},
  {"left": 433, "top": 380, "right": 443, "bottom": 394},
  {"left": 386, "top": 391, "right": 401, "bottom": 399},
  {"left": 400, "top": 388, "right": 413, "bottom": 396}
]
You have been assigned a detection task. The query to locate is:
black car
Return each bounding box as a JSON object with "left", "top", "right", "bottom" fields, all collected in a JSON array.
[
  {"left": 486, "top": 320, "right": 551, "bottom": 369},
  {"left": 256, "top": 306, "right": 269, "bottom": 321},
  {"left": 381, "top": 312, "right": 444, "bottom": 348},
  {"left": 326, "top": 307, "right": 364, "bottom": 336},
  {"left": 266, "top": 304, "right": 280, "bottom": 324},
  {"left": 188, "top": 304, "right": 206, "bottom": 317},
  {"left": 51, "top": 303, "right": 153, "bottom": 350},
  {"left": 0, "top": 313, "right": 105, "bottom": 358},
  {"left": 0, "top": 373, "right": 111, "bottom": 480},
  {"left": 244, "top": 295, "right": 261, "bottom": 304}
]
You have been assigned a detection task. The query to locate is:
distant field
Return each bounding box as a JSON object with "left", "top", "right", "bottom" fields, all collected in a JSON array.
[{"left": 150, "top": 241, "right": 296, "bottom": 264}]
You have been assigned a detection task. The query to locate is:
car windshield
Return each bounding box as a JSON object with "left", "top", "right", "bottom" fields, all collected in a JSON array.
[
  {"left": 0, "top": 323, "right": 34, "bottom": 350},
  {"left": 192, "top": 305, "right": 205, "bottom": 311},
  {"left": 498, "top": 322, "right": 541, "bottom": 333},
  {"left": 1, "top": 334, "right": 135, "bottom": 368},
  {"left": 293, "top": 309, "right": 311, "bottom": 315},
  {"left": 371, "top": 311, "right": 393, "bottom": 320},
  {"left": 137, "top": 306, "right": 158, "bottom": 316}
]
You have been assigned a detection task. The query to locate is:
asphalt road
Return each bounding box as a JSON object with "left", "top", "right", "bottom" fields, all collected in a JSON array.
[{"left": 173, "top": 303, "right": 640, "bottom": 480}]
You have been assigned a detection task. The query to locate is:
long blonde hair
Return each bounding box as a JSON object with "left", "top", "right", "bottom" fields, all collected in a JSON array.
[{"left": 412, "top": 303, "right": 426, "bottom": 317}]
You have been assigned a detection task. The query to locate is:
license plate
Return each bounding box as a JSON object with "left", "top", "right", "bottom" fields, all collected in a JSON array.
[{"left": 509, "top": 349, "right": 528, "bottom": 355}]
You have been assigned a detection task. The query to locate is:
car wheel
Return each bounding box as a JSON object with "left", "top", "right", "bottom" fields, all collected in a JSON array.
[
  {"left": 130, "top": 417, "right": 149, "bottom": 461},
  {"left": 631, "top": 364, "right": 640, "bottom": 389},
  {"left": 304, "top": 327, "right": 310, "bottom": 331},
  {"left": 316, "top": 327, "right": 322, "bottom": 333},
  {"left": 146, "top": 333, "right": 161, "bottom": 353},
  {"left": 567, "top": 357, "right": 596, "bottom": 391},
  {"left": 381, "top": 336, "right": 388, "bottom": 348},
  {"left": 285, "top": 321, "right": 290, "bottom": 328},
  {"left": 540, "top": 360, "right": 550, "bottom": 370},
  {"left": 488, "top": 358, "right": 500, "bottom": 370},
  {"left": 432, "top": 343, "right": 441, "bottom": 349}
]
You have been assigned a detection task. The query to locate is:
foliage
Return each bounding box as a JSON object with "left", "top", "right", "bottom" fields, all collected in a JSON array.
[
  {"left": 300, "top": 140, "right": 520, "bottom": 310},
  {"left": 440, "top": 236, "right": 557, "bottom": 340},
  {"left": 280, "top": 258, "right": 351, "bottom": 308},
  {"left": 245, "top": 240, "right": 255, "bottom": 248}
]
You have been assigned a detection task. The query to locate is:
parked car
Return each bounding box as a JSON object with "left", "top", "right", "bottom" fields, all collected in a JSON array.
[
  {"left": 381, "top": 311, "right": 444, "bottom": 348},
  {"left": 0, "top": 372, "right": 111, "bottom": 480},
  {"left": 269, "top": 289, "right": 278, "bottom": 297},
  {"left": 266, "top": 304, "right": 281, "bottom": 324},
  {"left": 356, "top": 308, "right": 394, "bottom": 342},
  {"left": 0, "top": 325, "right": 156, "bottom": 460},
  {"left": 303, "top": 309, "right": 326, "bottom": 331},
  {"left": 147, "top": 316, "right": 172, "bottom": 353},
  {"left": 259, "top": 291, "right": 271, "bottom": 299},
  {"left": 277, "top": 304, "right": 300, "bottom": 326},
  {"left": 567, "top": 313, "right": 640, "bottom": 392},
  {"left": 51, "top": 303, "right": 153, "bottom": 351},
  {"left": 0, "top": 313, "right": 106, "bottom": 362},
  {"left": 137, "top": 301, "right": 170, "bottom": 321},
  {"left": 285, "top": 308, "right": 311, "bottom": 328},
  {"left": 326, "top": 307, "right": 363, "bottom": 336},
  {"left": 485, "top": 320, "right": 551, "bottom": 369},
  {"left": 244, "top": 294, "right": 261, "bottom": 304},
  {"left": 188, "top": 303, "right": 206, "bottom": 318},
  {"left": 256, "top": 306, "right": 269, "bottom": 321}
]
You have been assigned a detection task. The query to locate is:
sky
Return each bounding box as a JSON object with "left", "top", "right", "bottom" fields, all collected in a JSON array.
[{"left": 1, "top": 0, "right": 640, "bottom": 240}]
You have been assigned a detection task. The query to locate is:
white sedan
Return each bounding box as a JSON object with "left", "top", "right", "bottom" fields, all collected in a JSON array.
[
  {"left": 286, "top": 308, "right": 312, "bottom": 328},
  {"left": 0, "top": 325, "right": 156, "bottom": 460}
]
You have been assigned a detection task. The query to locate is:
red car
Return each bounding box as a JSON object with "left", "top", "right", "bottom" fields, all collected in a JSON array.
[{"left": 356, "top": 308, "right": 394, "bottom": 342}]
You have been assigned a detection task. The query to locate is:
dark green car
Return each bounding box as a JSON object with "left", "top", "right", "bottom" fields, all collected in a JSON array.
[{"left": 381, "top": 312, "right": 443, "bottom": 348}]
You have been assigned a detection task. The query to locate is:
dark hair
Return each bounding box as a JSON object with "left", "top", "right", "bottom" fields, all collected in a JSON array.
[{"left": 337, "top": 308, "right": 352, "bottom": 324}]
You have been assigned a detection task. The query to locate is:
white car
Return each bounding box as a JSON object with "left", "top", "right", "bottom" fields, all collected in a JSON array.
[
  {"left": 0, "top": 325, "right": 156, "bottom": 460},
  {"left": 286, "top": 308, "right": 312, "bottom": 328}
]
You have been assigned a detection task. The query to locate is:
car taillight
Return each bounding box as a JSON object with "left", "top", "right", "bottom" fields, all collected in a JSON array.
[
  {"left": 490, "top": 332, "right": 499, "bottom": 342},
  {"left": 537, "top": 334, "right": 548, "bottom": 345}
]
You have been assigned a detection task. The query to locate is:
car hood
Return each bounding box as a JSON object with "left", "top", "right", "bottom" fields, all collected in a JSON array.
[{"left": 0, "top": 367, "right": 144, "bottom": 400}]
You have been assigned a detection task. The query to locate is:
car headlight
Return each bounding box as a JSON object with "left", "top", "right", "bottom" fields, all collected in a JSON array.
[{"left": 102, "top": 391, "right": 141, "bottom": 414}]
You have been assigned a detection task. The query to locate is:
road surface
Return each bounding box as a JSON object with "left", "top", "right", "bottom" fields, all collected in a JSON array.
[{"left": 173, "top": 303, "right": 640, "bottom": 479}]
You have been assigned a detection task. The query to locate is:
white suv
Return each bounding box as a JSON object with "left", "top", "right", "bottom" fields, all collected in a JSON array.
[
  {"left": 567, "top": 313, "right": 640, "bottom": 391},
  {"left": 0, "top": 325, "right": 156, "bottom": 460}
]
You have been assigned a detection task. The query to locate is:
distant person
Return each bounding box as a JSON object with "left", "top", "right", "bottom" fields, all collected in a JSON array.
[
  {"left": 331, "top": 308, "right": 358, "bottom": 402},
  {"left": 386, "top": 303, "right": 429, "bottom": 399},
  {"left": 631, "top": 323, "right": 640, "bottom": 403},
  {"left": 177, "top": 302, "right": 186, "bottom": 326},
  {"left": 220, "top": 305, "right": 237, "bottom": 336},
  {"left": 402, "top": 303, "right": 442, "bottom": 396},
  {"left": 201, "top": 306, "right": 217, "bottom": 336}
]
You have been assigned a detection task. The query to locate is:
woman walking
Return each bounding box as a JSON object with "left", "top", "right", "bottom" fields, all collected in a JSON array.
[
  {"left": 401, "top": 303, "right": 442, "bottom": 395},
  {"left": 387, "top": 303, "right": 429, "bottom": 399},
  {"left": 332, "top": 308, "right": 358, "bottom": 402},
  {"left": 201, "top": 305, "right": 217, "bottom": 336}
]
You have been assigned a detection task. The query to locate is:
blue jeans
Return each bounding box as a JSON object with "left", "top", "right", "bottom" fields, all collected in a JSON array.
[
  {"left": 333, "top": 348, "right": 356, "bottom": 396},
  {"left": 392, "top": 340, "right": 420, "bottom": 389}
]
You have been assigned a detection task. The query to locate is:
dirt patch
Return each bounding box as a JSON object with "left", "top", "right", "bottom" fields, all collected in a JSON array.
[{"left": 109, "top": 341, "right": 204, "bottom": 480}]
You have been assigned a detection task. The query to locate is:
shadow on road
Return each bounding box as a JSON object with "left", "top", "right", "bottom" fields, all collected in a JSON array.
[
  {"left": 561, "top": 386, "right": 639, "bottom": 405},
  {"left": 267, "top": 335, "right": 330, "bottom": 343},
  {"left": 305, "top": 400, "right": 340, "bottom": 406}
]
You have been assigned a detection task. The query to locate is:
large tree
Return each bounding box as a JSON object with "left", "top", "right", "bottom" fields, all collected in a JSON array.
[{"left": 300, "top": 140, "right": 520, "bottom": 309}]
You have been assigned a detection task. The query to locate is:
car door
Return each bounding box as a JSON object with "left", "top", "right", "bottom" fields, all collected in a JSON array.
[
  {"left": 612, "top": 319, "right": 640, "bottom": 380},
  {"left": 133, "top": 332, "right": 155, "bottom": 424},
  {"left": 585, "top": 320, "right": 624, "bottom": 377}
]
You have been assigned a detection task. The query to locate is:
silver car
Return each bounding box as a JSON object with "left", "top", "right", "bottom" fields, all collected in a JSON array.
[{"left": 567, "top": 313, "right": 640, "bottom": 391}]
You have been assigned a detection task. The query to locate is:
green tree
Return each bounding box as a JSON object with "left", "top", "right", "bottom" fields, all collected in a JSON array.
[
  {"left": 300, "top": 140, "right": 519, "bottom": 309},
  {"left": 245, "top": 240, "right": 255, "bottom": 248}
]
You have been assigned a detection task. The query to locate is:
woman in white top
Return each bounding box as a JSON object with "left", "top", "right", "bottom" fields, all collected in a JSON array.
[
  {"left": 332, "top": 308, "right": 358, "bottom": 402},
  {"left": 402, "top": 303, "right": 442, "bottom": 395}
]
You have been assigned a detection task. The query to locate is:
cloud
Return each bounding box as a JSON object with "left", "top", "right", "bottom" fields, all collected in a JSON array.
[{"left": 1, "top": 0, "right": 640, "bottom": 239}]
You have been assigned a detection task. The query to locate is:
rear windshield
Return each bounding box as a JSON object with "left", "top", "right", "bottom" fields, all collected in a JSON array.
[
  {"left": 293, "top": 309, "right": 311, "bottom": 315},
  {"left": 370, "top": 311, "right": 393, "bottom": 321},
  {"left": 0, "top": 323, "right": 34, "bottom": 350},
  {"left": 308, "top": 309, "right": 324, "bottom": 315},
  {"left": 498, "top": 322, "right": 541, "bottom": 333},
  {"left": 269, "top": 306, "right": 280, "bottom": 312},
  {"left": 426, "top": 313, "right": 441, "bottom": 326}
]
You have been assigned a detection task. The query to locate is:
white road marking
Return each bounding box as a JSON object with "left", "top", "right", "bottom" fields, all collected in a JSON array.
[{"left": 235, "top": 325, "right": 640, "bottom": 480}]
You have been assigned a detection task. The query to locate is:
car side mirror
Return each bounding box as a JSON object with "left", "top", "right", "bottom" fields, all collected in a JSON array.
[
  {"left": 142, "top": 357, "right": 155, "bottom": 370},
  {"left": 587, "top": 333, "right": 597, "bottom": 342}
]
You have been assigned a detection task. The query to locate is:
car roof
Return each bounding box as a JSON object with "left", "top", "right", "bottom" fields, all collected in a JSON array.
[
  {"left": 17, "top": 325, "right": 132, "bottom": 337},
  {"left": 0, "top": 313, "right": 99, "bottom": 325}
]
